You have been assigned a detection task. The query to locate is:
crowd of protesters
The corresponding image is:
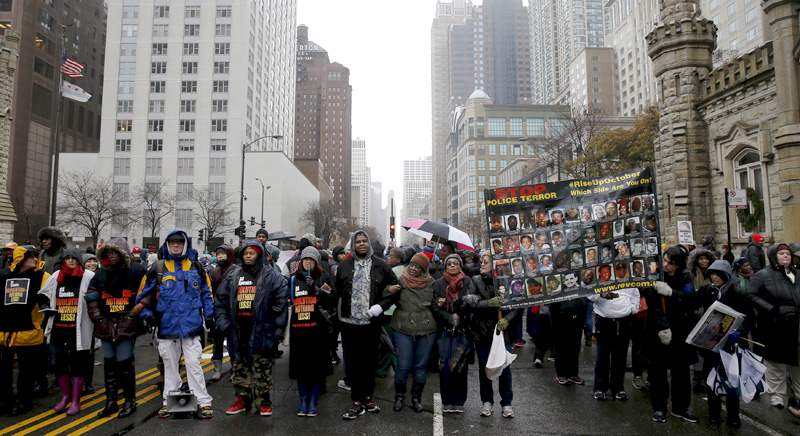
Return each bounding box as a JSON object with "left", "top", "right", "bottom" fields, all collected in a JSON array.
[{"left": 1, "top": 226, "right": 799, "bottom": 429}]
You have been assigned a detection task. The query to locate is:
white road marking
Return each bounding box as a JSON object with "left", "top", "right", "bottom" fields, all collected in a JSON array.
[{"left": 433, "top": 393, "right": 443, "bottom": 436}]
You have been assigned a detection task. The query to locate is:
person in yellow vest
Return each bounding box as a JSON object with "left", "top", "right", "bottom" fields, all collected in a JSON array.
[{"left": 0, "top": 246, "right": 51, "bottom": 415}]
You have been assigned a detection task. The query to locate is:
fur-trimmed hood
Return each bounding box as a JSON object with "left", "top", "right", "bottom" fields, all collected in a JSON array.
[
  {"left": 38, "top": 226, "right": 68, "bottom": 252},
  {"left": 688, "top": 248, "right": 717, "bottom": 275},
  {"left": 96, "top": 237, "right": 132, "bottom": 268}
]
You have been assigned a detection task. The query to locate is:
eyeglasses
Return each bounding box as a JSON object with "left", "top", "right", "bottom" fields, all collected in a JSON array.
[{"left": 445, "top": 261, "right": 460, "bottom": 267}]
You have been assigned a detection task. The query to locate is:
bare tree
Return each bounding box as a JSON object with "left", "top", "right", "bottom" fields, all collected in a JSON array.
[
  {"left": 57, "top": 170, "right": 126, "bottom": 247},
  {"left": 535, "top": 105, "right": 610, "bottom": 181},
  {"left": 300, "top": 201, "right": 345, "bottom": 247},
  {"left": 191, "top": 186, "right": 236, "bottom": 240},
  {"left": 129, "top": 179, "right": 176, "bottom": 238},
  {"left": 338, "top": 218, "right": 382, "bottom": 245},
  {"left": 459, "top": 214, "right": 488, "bottom": 251}
]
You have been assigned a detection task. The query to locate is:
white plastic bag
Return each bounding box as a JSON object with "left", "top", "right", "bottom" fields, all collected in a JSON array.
[{"left": 485, "top": 326, "right": 516, "bottom": 380}]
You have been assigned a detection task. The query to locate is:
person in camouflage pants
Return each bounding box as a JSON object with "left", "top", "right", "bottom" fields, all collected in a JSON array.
[{"left": 232, "top": 354, "right": 275, "bottom": 409}]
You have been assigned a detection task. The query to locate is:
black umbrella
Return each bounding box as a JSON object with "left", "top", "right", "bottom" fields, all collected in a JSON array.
[{"left": 268, "top": 231, "right": 296, "bottom": 240}]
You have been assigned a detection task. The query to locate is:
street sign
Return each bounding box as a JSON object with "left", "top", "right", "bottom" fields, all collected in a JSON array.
[{"left": 728, "top": 189, "right": 748, "bottom": 209}]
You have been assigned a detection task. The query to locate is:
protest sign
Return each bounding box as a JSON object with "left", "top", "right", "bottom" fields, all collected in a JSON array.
[
  {"left": 686, "top": 301, "right": 745, "bottom": 352},
  {"left": 484, "top": 167, "right": 662, "bottom": 309},
  {"left": 677, "top": 221, "right": 695, "bottom": 246},
  {"left": 5, "top": 278, "right": 30, "bottom": 305}
]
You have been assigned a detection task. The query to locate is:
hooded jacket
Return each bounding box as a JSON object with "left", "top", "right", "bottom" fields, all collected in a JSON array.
[
  {"left": 38, "top": 226, "right": 68, "bottom": 275},
  {"left": 38, "top": 248, "right": 95, "bottom": 350},
  {"left": 746, "top": 245, "right": 800, "bottom": 365},
  {"left": 696, "top": 260, "right": 754, "bottom": 340},
  {"left": 84, "top": 237, "right": 148, "bottom": 341},
  {"left": 135, "top": 230, "right": 214, "bottom": 339},
  {"left": 0, "top": 247, "right": 51, "bottom": 346},
  {"left": 702, "top": 235, "right": 716, "bottom": 252},
  {"left": 208, "top": 244, "right": 239, "bottom": 292},
  {"left": 688, "top": 248, "right": 717, "bottom": 289},
  {"left": 330, "top": 245, "right": 345, "bottom": 275},
  {"left": 742, "top": 240, "right": 766, "bottom": 273},
  {"left": 214, "top": 240, "right": 289, "bottom": 360},
  {"left": 334, "top": 231, "right": 398, "bottom": 322}
]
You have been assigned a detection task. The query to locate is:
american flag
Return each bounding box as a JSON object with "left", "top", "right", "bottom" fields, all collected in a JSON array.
[{"left": 61, "top": 54, "right": 84, "bottom": 78}]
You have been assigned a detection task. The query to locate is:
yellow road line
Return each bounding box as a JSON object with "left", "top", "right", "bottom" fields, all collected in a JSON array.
[
  {"left": 0, "top": 343, "right": 216, "bottom": 436},
  {"left": 61, "top": 357, "right": 228, "bottom": 436}
]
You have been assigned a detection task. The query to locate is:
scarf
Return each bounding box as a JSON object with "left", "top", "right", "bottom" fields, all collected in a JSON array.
[
  {"left": 57, "top": 263, "right": 84, "bottom": 284},
  {"left": 401, "top": 267, "right": 430, "bottom": 291},
  {"left": 443, "top": 271, "right": 466, "bottom": 311}
]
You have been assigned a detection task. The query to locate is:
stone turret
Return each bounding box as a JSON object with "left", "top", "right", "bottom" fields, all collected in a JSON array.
[
  {"left": 0, "top": 32, "right": 19, "bottom": 242},
  {"left": 761, "top": 0, "right": 800, "bottom": 244},
  {"left": 646, "top": 0, "right": 717, "bottom": 245}
]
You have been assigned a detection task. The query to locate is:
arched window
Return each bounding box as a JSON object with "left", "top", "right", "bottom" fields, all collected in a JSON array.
[{"left": 733, "top": 149, "right": 764, "bottom": 236}]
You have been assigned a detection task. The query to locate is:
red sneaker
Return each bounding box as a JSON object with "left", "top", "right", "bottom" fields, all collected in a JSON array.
[
  {"left": 259, "top": 406, "right": 273, "bottom": 416},
  {"left": 226, "top": 397, "right": 247, "bottom": 415}
]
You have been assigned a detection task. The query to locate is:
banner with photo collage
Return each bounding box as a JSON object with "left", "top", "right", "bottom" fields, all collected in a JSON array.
[{"left": 484, "top": 167, "right": 663, "bottom": 309}]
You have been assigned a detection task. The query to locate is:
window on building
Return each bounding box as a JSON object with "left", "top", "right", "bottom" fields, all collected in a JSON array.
[
  {"left": 488, "top": 117, "right": 505, "bottom": 136},
  {"left": 121, "top": 25, "right": 137, "bottom": 37},
  {"left": 745, "top": 8, "right": 757, "bottom": 23},
  {"left": 114, "top": 158, "right": 130, "bottom": 175},
  {"left": 209, "top": 158, "right": 226, "bottom": 176},
  {"left": 210, "top": 139, "right": 227, "bottom": 151},
  {"left": 149, "top": 100, "right": 165, "bottom": 113},
  {"left": 113, "top": 183, "right": 130, "bottom": 202},
  {"left": 182, "top": 61, "right": 198, "bottom": 74},
  {"left": 211, "top": 119, "right": 227, "bottom": 131},
  {"left": 181, "top": 81, "right": 197, "bottom": 93},
  {"left": 177, "top": 158, "right": 194, "bottom": 176},
  {"left": 117, "top": 100, "right": 133, "bottom": 113},
  {"left": 180, "top": 100, "right": 196, "bottom": 112},
  {"left": 151, "top": 62, "right": 167, "bottom": 74},
  {"left": 215, "top": 24, "right": 231, "bottom": 36},
  {"left": 185, "top": 6, "right": 200, "bottom": 18},
  {"left": 500, "top": 159, "right": 507, "bottom": 169},
  {"left": 733, "top": 149, "right": 765, "bottom": 236},
  {"left": 147, "top": 139, "right": 163, "bottom": 152},
  {"left": 746, "top": 27, "right": 757, "bottom": 41},
  {"left": 488, "top": 144, "right": 496, "bottom": 155},
  {"left": 148, "top": 119, "right": 163, "bottom": 132},
  {"left": 120, "top": 43, "right": 136, "bottom": 56},
  {"left": 122, "top": 6, "right": 138, "bottom": 19},
  {"left": 212, "top": 100, "right": 228, "bottom": 112},
  {"left": 150, "top": 81, "right": 166, "bottom": 93},
  {"left": 509, "top": 118, "right": 523, "bottom": 136},
  {"left": 118, "top": 81, "right": 134, "bottom": 94},
  {"left": 216, "top": 6, "right": 232, "bottom": 17},
  {"left": 178, "top": 139, "right": 195, "bottom": 151},
  {"left": 175, "top": 209, "right": 192, "bottom": 229},
  {"left": 145, "top": 158, "right": 162, "bottom": 176},
  {"left": 152, "top": 25, "right": 169, "bottom": 37},
  {"left": 729, "top": 22, "right": 737, "bottom": 33},
  {"left": 116, "top": 120, "right": 132, "bottom": 132},
  {"left": 214, "top": 61, "right": 230, "bottom": 74},
  {"left": 477, "top": 144, "right": 485, "bottom": 155},
  {"left": 176, "top": 184, "right": 193, "bottom": 201},
  {"left": 489, "top": 160, "right": 497, "bottom": 170},
  {"left": 209, "top": 183, "right": 225, "bottom": 201},
  {"left": 526, "top": 118, "right": 544, "bottom": 136},
  {"left": 478, "top": 175, "right": 486, "bottom": 186},
  {"left": 115, "top": 139, "right": 131, "bottom": 152},
  {"left": 477, "top": 160, "right": 485, "bottom": 170},
  {"left": 489, "top": 175, "right": 497, "bottom": 186},
  {"left": 184, "top": 24, "right": 200, "bottom": 36},
  {"left": 179, "top": 120, "right": 195, "bottom": 132},
  {"left": 183, "top": 43, "right": 199, "bottom": 55},
  {"left": 119, "top": 62, "right": 135, "bottom": 75},
  {"left": 151, "top": 43, "right": 168, "bottom": 55},
  {"left": 499, "top": 144, "right": 507, "bottom": 155},
  {"left": 153, "top": 6, "right": 170, "bottom": 18},
  {"left": 215, "top": 43, "right": 230, "bottom": 55},
  {"left": 728, "top": 4, "right": 736, "bottom": 15},
  {"left": 213, "top": 80, "right": 229, "bottom": 92}
]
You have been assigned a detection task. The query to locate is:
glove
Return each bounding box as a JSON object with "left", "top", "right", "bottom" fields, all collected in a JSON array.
[
  {"left": 205, "top": 318, "right": 215, "bottom": 331},
  {"left": 462, "top": 294, "right": 480, "bottom": 306},
  {"left": 726, "top": 329, "right": 740, "bottom": 344},
  {"left": 654, "top": 281, "right": 673, "bottom": 297},
  {"left": 658, "top": 328, "right": 672, "bottom": 345},
  {"left": 368, "top": 304, "right": 383, "bottom": 318},
  {"left": 496, "top": 318, "right": 510, "bottom": 331},
  {"left": 305, "top": 276, "right": 316, "bottom": 289},
  {"left": 448, "top": 313, "right": 460, "bottom": 327},
  {"left": 487, "top": 296, "right": 504, "bottom": 308}
]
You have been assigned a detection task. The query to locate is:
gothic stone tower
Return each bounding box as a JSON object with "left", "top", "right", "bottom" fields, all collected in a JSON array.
[
  {"left": 762, "top": 0, "right": 800, "bottom": 244},
  {"left": 646, "top": 0, "right": 717, "bottom": 245},
  {"left": 0, "top": 32, "right": 19, "bottom": 242}
]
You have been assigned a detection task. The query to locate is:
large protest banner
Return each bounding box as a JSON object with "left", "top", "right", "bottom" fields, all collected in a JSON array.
[{"left": 484, "top": 167, "right": 662, "bottom": 309}]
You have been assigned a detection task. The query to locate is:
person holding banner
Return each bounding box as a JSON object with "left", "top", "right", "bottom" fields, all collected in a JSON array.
[
  {"left": 0, "top": 247, "right": 51, "bottom": 415},
  {"left": 696, "top": 260, "right": 753, "bottom": 427},
  {"left": 647, "top": 246, "right": 699, "bottom": 423},
  {"left": 431, "top": 254, "right": 476, "bottom": 413},
  {"left": 588, "top": 287, "right": 639, "bottom": 401},
  {"left": 745, "top": 244, "right": 800, "bottom": 411},
  {"left": 551, "top": 296, "right": 588, "bottom": 386},
  {"left": 468, "top": 251, "right": 522, "bottom": 418}
]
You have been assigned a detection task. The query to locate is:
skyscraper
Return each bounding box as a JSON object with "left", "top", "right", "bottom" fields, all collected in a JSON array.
[
  {"left": 1, "top": 1, "right": 107, "bottom": 240},
  {"left": 401, "top": 157, "right": 432, "bottom": 243},
  {"left": 431, "top": 0, "right": 530, "bottom": 223},
  {"left": 60, "top": 0, "right": 307, "bottom": 246},
  {"left": 295, "top": 25, "right": 352, "bottom": 213},
  {"left": 351, "top": 137, "right": 370, "bottom": 227}
]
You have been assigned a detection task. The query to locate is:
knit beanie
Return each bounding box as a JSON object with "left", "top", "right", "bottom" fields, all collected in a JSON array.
[
  {"left": 256, "top": 228, "right": 269, "bottom": 239},
  {"left": 444, "top": 254, "right": 462, "bottom": 266},
  {"left": 410, "top": 252, "right": 430, "bottom": 270},
  {"left": 301, "top": 246, "right": 321, "bottom": 264}
]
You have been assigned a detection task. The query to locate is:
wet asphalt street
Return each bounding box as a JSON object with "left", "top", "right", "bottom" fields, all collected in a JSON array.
[{"left": 3, "top": 333, "right": 800, "bottom": 436}]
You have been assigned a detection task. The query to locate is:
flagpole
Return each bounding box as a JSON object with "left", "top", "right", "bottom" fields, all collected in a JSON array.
[{"left": 49, "top": 25, "right": 69, "bottom": 226}]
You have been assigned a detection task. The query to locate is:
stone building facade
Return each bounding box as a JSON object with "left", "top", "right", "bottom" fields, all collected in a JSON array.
[
  {"left": 0, "top": 32, "right": 18, "bottom": 242},
  {"left": 648, "top": 0, "right": 800, "bottom": 248}
]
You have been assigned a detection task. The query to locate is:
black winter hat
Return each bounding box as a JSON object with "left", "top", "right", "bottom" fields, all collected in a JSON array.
[{"left": 256, "top": 228, "right": 269, "bottom": 239}]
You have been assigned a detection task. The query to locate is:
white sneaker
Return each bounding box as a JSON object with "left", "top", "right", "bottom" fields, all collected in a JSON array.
[
  {"left": 770, "top": 396, "right": 784, "bottom": 408},
  {"left": 480, "top": 402, "right": 492, "bottom": 417},
  {"left": 338, "top": 380, "right": 351, "bottom": 391},
  {"left": 502, "top": 405, "right": 514, "bottom": 418}
]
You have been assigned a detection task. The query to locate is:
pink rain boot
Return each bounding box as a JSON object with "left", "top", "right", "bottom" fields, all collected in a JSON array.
[
  {"left": 54, "top": 375, "right": 72, "bottom": 413},
  {"left": 66, "top": 377, "right": 85, "bottom": 416}
]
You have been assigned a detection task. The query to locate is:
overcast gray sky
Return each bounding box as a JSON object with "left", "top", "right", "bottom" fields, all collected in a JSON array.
[{"left": 297, "top": 0, "right": 435, "bottom": 215}]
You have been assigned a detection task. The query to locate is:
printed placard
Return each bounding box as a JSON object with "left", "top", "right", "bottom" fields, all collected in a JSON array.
[{"left": 5, "top": 278, "right": 31, "bottom": 305}]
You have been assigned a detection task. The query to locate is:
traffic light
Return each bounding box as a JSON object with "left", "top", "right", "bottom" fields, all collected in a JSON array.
[
  {"left": 249, "top": 216, "right": 256, "bottom": 226},
  {"left": 261, "top": 220, "right": 266, "bottom": 229},
  {"left": 389, "top": 216, "right": 395, "bottom": 240},
  {"left": 198, "top": 229, "right": 205, "bottom": 241}
]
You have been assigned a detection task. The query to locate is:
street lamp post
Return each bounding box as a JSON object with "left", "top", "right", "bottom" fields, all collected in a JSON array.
[
  {"left": 239, "top": 135, "right": 282, "bottom": 242},
  {"left": 254, "top": 177, "right": 270, "bottom": 229}
]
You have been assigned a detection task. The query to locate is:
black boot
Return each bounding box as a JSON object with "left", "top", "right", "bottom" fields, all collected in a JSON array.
[
  {"left": 708, "top": 391, "right": 722, "bottom": 425},
  {"left": 393, "top": 383, "right": 406, "bottom": 412},
  {"left": 411, "top": 381, "right": 424, "bottom": 413},
  {"left": 117, "top": 359, "right": 137, "bottom": 418},
  {"left": 726, "top": 395, "right": 741, "bottom": 428},
  {"left": 97, "top": 359, "right": 119, "bottom": 418}
]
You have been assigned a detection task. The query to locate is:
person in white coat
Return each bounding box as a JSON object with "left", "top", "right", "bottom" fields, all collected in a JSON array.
[
  {"left": 38, "top": 248, "right": 95, "bottom": 416},
  {"left": 588, "top": 287, "right": 640, "bottom": 401}
]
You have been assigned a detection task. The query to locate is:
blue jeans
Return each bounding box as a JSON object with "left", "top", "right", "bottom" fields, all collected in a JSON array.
[
  {"left": 476, "top": 340, "right": 513, "bottom": 406},
  {"left": 391, "top": 330, "right": 436, "bottom": 384},
  {"left": 101, "top": 338, "right": 135, "bottom": 362}
]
